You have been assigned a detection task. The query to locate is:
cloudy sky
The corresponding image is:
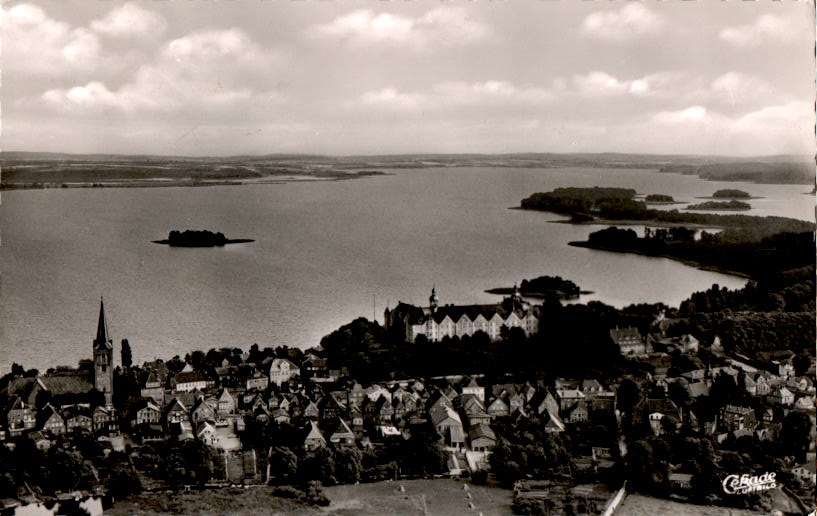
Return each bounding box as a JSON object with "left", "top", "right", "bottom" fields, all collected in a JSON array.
[{"left": 2, "top": 1, "right": 814, "bottom": 156}]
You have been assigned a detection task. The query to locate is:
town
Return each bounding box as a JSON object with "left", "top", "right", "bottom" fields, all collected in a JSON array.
[{"left": 0, "top": 284, "right": 814, "bottom": 515}]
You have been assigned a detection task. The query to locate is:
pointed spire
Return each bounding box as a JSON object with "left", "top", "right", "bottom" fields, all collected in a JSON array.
[{"left": 94, "top": 296, "right": 111, "bottom": 348}]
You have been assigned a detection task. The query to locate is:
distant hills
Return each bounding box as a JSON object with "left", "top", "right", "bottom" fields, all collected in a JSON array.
[{"left": 1, "top": 151, "right": 813, "bottom": 189}]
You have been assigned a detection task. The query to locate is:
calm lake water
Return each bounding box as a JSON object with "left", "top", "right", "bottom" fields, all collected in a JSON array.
[{"left": 1, "top": 167, "right": 812, "bottom": 373}]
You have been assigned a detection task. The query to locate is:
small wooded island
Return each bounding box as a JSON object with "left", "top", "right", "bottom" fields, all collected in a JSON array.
[
  {"left": 686, "top": 200, "right": 751, "bottom": 211},
  {"left": 644, "top": 194, "right": 675, "bottom": 203},
  {"left": 712, "top": 189, "right": 751, "bottom": 199},
  {"left": 153, "top": 230, "right": 254, "bottom": 247},
  {"left": 486, "top": 275, "right": 589, "bottom": 300}
]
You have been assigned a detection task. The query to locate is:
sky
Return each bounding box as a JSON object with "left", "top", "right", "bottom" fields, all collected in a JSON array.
[{"left": 1, "top": 1, "right": 815, "bottom": 156}]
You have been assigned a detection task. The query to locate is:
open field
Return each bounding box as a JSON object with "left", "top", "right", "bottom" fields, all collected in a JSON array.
[
  {"left": 322, "top": 478, "right": 514, "bottom": 516},
  {"left": 107, "top": 480, "right": 514, "bottom": 516},
  {"left": 616, "top": 490, "right": 802, "bottom": 516}
]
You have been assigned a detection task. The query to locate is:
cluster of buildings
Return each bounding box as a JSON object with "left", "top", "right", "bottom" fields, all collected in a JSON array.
[
  {"left": 2, "top": 296, "right": 814, "bottom": 498},
  {"left": 610, "top": 322, "right": 817, "bottom": 491}
]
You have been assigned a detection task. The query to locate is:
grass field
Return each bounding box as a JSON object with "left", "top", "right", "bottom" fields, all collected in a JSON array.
[
  {"left": 616, "top": 492, "right": 797, "bottom": 516},
  {"left": 108, "top": 479, "right": 514, "bottom": 516},
  {"left": 322, "top": 478, "right": 514, "bottom": 516}
]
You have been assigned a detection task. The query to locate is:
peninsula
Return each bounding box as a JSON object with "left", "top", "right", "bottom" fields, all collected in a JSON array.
[
  {"left": 153, "top": 230, "right": 254, "bottom": 247},
  {"left": 686, "top": 200, "right": 751, "bottom": 211}
]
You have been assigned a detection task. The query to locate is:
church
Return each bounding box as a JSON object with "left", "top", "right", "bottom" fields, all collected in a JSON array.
[
  {"left": 93, "top": 298, "right": 115, "bottom": 406},
  {"left": 384, "top": 286, "right": 540, "bottom": 343}
]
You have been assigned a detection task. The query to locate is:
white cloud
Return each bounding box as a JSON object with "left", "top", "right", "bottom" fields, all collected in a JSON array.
[
  {"left": 90, "top": 2, "right": 166, "bottom": 39},
  {"left": 311, "top": 6, "right": 488, "bottom": 49},
  {"left": 719, "top": 13, "right": 807, "bottom": 47},
  {"left": 359, "top": 88, "right": 426, "bottom": 110},
  {"left": 652, "top": 105, "right": 709, "bottom": 124},
  {"left": 580, "top": 4, "right": 665, "bottom": 41},
  {"left": 40, "top": 28, "right": 285, "bottom": 116},
  {"left": 357, "top": 80, "right": 552, "bottom": 112},
  {"left": 432, "top": 81, "right": 552, "bottom": 105},
  {"left": 0, "top": 3, "right": 101, "bottom": 75}
]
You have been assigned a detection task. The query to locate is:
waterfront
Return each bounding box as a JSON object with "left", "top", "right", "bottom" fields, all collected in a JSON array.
[{"left": 1, "top": 165, "right": 809, "bottom": 373}]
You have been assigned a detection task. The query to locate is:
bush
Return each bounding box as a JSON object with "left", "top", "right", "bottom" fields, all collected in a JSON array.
[{"left": 471, "top": 470, "right": 489, "bottom": 485}]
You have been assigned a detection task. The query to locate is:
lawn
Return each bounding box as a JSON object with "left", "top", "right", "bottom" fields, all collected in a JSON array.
[
  {"left": 321, "top": 478, "right": 514, "bottom": 516},
  {"left": 616, "top": 492, "right": 795, "bottom": 516}
]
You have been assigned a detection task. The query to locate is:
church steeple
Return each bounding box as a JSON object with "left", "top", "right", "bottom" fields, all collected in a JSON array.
[
  {"left": 93, "top": 296, "right": 115, "bottom": 406},
  {"left": 94, "top": 297, "right": 112, "bottom": 350},
  {"left": 429, "top": 285, "right": 439, "bottom": 313}
]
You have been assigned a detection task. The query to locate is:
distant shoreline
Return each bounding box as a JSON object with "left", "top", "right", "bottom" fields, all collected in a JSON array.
[{"left": 0, "top": 171, "right": 388, "bottom": 191}]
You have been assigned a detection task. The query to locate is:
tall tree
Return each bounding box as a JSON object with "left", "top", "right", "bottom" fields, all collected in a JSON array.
[{"left": 121, "top": 339, "right": 132, "bottom": 369}]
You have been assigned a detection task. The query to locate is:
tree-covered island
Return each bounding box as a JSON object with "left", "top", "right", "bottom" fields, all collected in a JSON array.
[
  {"left": 486, "top": 275, "right": 586, "bottom": 300},
  {"left": 686, "top": 200, "right": 751, "bottom": 211},
  {"left": 712, "top": 189, "right": 751, "bottom": 199},
  {"left": 153, "top": 230, "right": 254, "bottom": 247},
  {"left": 644, "top": 194, "right": 675, "bottom": 203}
]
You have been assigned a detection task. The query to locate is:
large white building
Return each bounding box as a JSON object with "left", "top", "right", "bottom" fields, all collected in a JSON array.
[{"left": 384, "top": 286, "right": 540, "bottom": 343}]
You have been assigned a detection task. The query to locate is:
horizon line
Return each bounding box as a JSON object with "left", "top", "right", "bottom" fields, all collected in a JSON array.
[{"left": 2, "top": 149, "right": 814, "bottom": 161}]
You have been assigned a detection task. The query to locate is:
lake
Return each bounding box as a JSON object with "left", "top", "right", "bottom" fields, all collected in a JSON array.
[{"left": 1, "top": 166, "right": 811, "bottom": 373}]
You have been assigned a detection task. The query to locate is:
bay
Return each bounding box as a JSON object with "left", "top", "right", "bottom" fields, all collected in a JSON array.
[{"left": 1, "top": 166, "right": 811, "bottom": 374}]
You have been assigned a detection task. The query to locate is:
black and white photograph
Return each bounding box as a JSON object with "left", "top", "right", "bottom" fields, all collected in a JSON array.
[{"left": 0, "top": 1, "right": 815, "bottom": 514}]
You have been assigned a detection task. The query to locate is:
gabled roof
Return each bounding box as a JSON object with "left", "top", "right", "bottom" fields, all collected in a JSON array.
[
  {"left": 544, "top": 410, "right": 565, "bottom": 432},
  {"left": 468, "top": 423, "right": 496, "bottom": 442},
  {"left": 304, "top": 421, "right": 326, "bottom": 443},
  {"left": 38, "top": 374, "right": 94, "bottom": 396},
  {"left": 330, "top": 418, "right": 355, "bottom": 440}
]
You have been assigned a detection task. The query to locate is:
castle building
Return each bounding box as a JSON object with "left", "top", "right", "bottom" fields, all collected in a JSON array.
[
  {"left": 93, "top": 298, "right": 115, "bottom": 406},
  {"left": 384, "top": 286, "right": 540, "bottom": 343}
]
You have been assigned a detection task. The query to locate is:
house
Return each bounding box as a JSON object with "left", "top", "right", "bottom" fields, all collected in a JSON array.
[
  {"left": 720, "top": 405, "right": 756, "bottom": 432},
  {"left": 581, "top": 379, "right": 604, "bottom": 394},
  {"left": 610, "top": 327, "right": 647, "bottom": 356},
  {"left": 347, "top": 382, "right": 366, "bottom": 408},
  {"left": 319, "top": 394, "right": 346, "bottom": 424},
  {"left": 140, "top": 371, "right": 165, "bottom": 405},
  {"left": 191, "top": 397, "right": 217, "bottom": 424},
  {"left": 566, "top": 401, "right": 589, "bottom": 424},
  {"left": 767, "top": 386, "right": 795, "bottom": 406},
  {"left": 64, "top": 409, "right": 93, "bottom": 434},
  {"left": 669, "top": 473, "right": 693, "bottom": 491},
  {"left": 303, "top": 401, "right": 320, "bottom": 421},
  {"left": 197, "top": 421, "right": 218, "bottom": 447},
  {"left": 245, "top": 370, "right": 269, "bottom": 391},
  {"left": 6, "top": 397, "right": 36, "bottom": 435},
  {"left": 302, "top": 355, "right": 329, "bottom": 381},
  {"left": 430, "top": 405, "right": 465, "bottom": 449},
  {"left": 461, "top": 378, "right": 485, "bottom": 402},
  {"left": 173, "top": 371, "right": 214, "bottom": 393},
  {"left": 269, "top": 358, "right": 300, "bottom": 386},
  {"left": 468, "top": 423, "right": 496, "bottom": 452},
  {"left": 93, "top": 405, "right": 118, "bottom": 434},
  {"left": 135, "top": 400, "right": 162, "bottom": 426},
  {"left": 165, "top": 398, "right": 189, "bottom": 426},
  {"left": 304, "top": 421, "right": 326, "bottom": 450},
  {"left": 39, "top": 405, "right": 66, "bottom": 436},
  {"left": 487, "top": 398, "right": 509, "bottom": 419},
  {"left": 329, "top": 418, "right": 356, "bottom": 447},
  {"left": 217, "top": 389, "right": 236, "bottom": 415},
  {"left": 556, "top": 388, "right": 586, "bottom": 412}
]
